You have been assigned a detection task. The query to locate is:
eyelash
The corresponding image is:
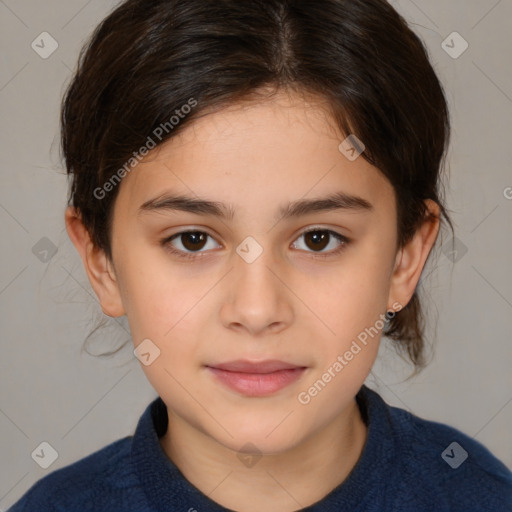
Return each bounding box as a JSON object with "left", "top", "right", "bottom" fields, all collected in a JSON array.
[{"left": 160, "top": 227, "right": 351, "bottom": 261}]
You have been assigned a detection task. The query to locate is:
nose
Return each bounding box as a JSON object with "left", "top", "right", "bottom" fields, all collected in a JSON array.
[{"left": 219, "top": 245, "right": 294, "bottom": 337}]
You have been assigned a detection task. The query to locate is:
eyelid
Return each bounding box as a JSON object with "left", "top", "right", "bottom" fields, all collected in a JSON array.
[
  {"left": 161, "top": 225, "right": 351, "bottom": 259},
  {"left": 291, "top": 226, "right": 351, "bottom": 259},
  {"left": 161, "top": 226, "right": 222, "bottom": 259}
]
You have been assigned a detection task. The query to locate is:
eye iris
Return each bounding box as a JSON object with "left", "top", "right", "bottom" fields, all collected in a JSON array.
[
  {"left": 182, "top": 232, "right": 207, "bottom": 251},
  {"left": 175, "top": 230, "right": 336, "bottom": 254},
  {"left": 305, "top": 231, "right": 329, "bottom": 251}
]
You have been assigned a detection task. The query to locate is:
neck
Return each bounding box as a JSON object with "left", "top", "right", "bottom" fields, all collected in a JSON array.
[{"left": 159, "top": 398, "right": 368, "bottom": 512}]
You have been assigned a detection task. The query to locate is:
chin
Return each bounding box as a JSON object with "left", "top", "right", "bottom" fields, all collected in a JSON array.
[{"left": 211, "top": 420, "right": 305, "bottom": 456}]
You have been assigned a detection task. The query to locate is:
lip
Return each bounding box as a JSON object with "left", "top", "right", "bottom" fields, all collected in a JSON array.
[{"left": 205, "top": 359, "right": 307, "bottom": 397}]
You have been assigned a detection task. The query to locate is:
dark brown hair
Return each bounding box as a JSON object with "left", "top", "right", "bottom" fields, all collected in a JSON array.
[{"left": 61, "top": 0, "right": 454, "bottom": 368}]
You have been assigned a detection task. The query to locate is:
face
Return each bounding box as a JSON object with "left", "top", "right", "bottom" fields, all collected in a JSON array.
[{"left": 89, "top": 90, "right": 406, "bottom": 454}]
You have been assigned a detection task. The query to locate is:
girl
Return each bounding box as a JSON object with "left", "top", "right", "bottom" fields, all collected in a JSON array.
[{"left": 8, "top": 0, "right": 511, "bottom": 510}]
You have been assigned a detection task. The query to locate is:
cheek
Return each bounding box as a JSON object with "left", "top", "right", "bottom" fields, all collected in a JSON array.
[
  {"left": 121, "top": 266, "right": 209, "bottom": 397},
  {"left": 115, "top": 240, "right": 208, "bottom": 339},
  {"left": 295, "top": 259, "right": 392, "bottom": 409},
  {"left": 128, "top": 285, "right": 210, "bottom": 366},
  {"left": 293, "top": 268, "right": 387, "bottom": 416},
  {"left": 301, "top": 254, "right": 391, "bottom": 346}
]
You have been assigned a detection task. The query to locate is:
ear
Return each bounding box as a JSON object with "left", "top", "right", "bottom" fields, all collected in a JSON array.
[
  {"left": 387, "top": 199, "right": 440, "bottom": 311},
  {"left": 65, "top": 206, "right": 125, "bottom": 318}
]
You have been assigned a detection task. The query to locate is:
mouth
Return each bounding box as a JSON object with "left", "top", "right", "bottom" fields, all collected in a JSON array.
[{"left": 205, "top": 359, "right": 307, "bottom": 397}]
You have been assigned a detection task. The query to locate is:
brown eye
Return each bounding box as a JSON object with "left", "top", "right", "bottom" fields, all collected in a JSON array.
[
  {"left": 162, "top": 230, "right": 221, "bottom": 259},
  {"left": 179, "top": 232, "right": 208, "bottom": 251},
  {"left": 292, "top": 228, "right": 350, "bottom": 257},
  {"left": 303, "top": 230, "right": 330, "bottom": 251}
]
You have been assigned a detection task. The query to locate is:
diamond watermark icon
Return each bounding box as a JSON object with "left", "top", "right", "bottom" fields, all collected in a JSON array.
[
  {"left": 31, "top": 32, "right": 59, "bottom": 59},
  {"left": 441, "top": 236, "right": 468, "bottom": 263},
  {"left": 134, "top": 338, "right": 161, "bottom": 366},
  {"left": 338, "top": 134, "right": 365, "bottom": 161},
  {"left": 441, "top": 441, "right": 468, "bottom": 469},
  {"left": 441, "top": 32, "right": 468, "bottom": 59},
  {"left": 32, "top": 237, "right": 58, "bottom": 263},
  {"left": 237, "top": 442, "right": 263, "bottom": 468},
  {"left": 236, "top": 236, "right": 263, "bottom": 264},
  {"left": 31, "top": 441, "right": 58, "bottom": 469}
]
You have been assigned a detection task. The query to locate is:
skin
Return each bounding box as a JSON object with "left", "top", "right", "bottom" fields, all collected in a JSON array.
[{"left": 66, "top": 89, "right": 440, "bottom": 512}]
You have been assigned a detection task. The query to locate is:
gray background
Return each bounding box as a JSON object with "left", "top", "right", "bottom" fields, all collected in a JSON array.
[{"left": 1, "top": 0, "right": 511, "bottom": 509}]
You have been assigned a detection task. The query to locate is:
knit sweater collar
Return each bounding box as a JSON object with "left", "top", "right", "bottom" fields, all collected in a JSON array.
[{"left": 131, "top": 385, "right": 395, "bottom": 511}]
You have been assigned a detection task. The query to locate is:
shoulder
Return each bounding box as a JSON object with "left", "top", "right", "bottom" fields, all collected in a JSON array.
[
  {"left": 7, "top": 436, "right": 146, "bottom": 512},
  {"left": 382, "top": 394, "right": 512, "bottom": 511}
]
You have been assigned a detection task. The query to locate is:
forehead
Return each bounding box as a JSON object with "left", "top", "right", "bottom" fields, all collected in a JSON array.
[{"left": 113, "top": 91, "right": 395, "bottom": 221}]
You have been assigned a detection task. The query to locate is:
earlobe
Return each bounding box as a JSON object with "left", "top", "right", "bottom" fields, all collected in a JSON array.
[
  {"left": 65, "top": 206, "right": 126, "bottom": 318},
  {"left": 387, "top": 200, "right": 440, "bottom": 310}
]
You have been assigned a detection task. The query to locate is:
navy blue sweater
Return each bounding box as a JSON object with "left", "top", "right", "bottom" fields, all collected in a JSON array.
[{"left": 7, "top": 385, "right": 512, "bottom": 511}]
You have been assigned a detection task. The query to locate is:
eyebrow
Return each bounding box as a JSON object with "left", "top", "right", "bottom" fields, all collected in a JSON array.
[{"left": 138, "top": 191, "right": 373, "bottom": 221}]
